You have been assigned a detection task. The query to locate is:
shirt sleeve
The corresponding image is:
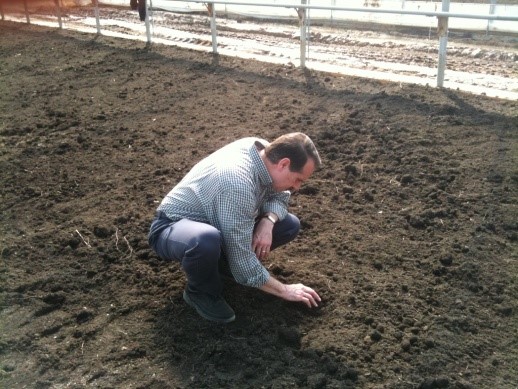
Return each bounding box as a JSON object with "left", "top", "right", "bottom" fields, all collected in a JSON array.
[
  {"left": 261, "top": 190, "right": 290, "bottom": 220},
  {"left": 212, "top": 187, "right": 270, "bottom": 288}
]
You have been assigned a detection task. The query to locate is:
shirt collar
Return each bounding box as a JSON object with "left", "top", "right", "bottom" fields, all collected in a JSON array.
[{"left": 252, "top": 140, "right": 272, "bottom": 187}]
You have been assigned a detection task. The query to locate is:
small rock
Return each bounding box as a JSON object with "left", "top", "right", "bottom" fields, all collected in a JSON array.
[
  {"left": 497, "top": 305, "right": 513, "bottom": 316},
  {"left": 401, "top": 339, "right": 411, "bottom": 351},
  {"left": 419, "top": 377, "right": 450, "bottom": 388},
  {"left": 373, "top": 261, "right": 383, "bottom": 270},
  {"left": 370, "top": 330, "right": 382, "bottom": 342},
  {"left": 424, "top": 338, "right": 435, "bottom": 348},
  {"left": 470, "top": 48, "right": 483, "bottom": 58},
  {"left": 345, "top": 368, "right": 358, "bottom": 381},
  {"left": 306, "top": 373, "right": 327, "bottom": 388},
  {"left": 363, "top": 191, "right": 375, "bottom": 202},
  {"left": 401, "top": 175, "right": 413, "bottom": 185},
  {"left": 93, "top": 226, "right": 112, "bottom": 238},
  {"left": 278, "top": 327, "right": 301, "bottom": 348},
  {"left": 76, "top": 309, "right": 94, "bottom": 324},
  {"left": 439, "top": 254, "right": 453, "bottom": 266}
]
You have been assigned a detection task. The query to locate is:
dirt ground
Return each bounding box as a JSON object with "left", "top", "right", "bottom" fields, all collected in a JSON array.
[{"left": 1, "top": 13, "right": 517, "bottom": 389}]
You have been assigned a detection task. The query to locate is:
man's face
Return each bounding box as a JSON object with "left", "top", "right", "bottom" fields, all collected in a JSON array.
[{"left": 271, "top": 158, "right": 315, "bottom": 193}]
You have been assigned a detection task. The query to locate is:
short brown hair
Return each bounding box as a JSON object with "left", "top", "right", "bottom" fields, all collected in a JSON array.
[{"left": 265, "top": 132, "right": 321, "bottom": 172}]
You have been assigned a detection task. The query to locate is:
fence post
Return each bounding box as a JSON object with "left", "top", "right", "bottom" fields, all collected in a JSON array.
[
  {"left": 437, "top": 0, "right": 450, "bottom": 87},
  {"left": 145, "top": 0, "right": 151, "bottom": 44},
  {"left": 23, "top": 0, "right": 29, "bottom": 24},
  {"left": 487, "top": 0, "right": 496, "bottom": 35},
  {"left": 94, "top": 0, "right": 101, "bottom": 35},
  {"left": 54, "top": 0, "right": 62, "bottom": 29},
  {"left": 209, "top": 3, "right": 218, "bottom": 54},
  {"left": 298, "top": 0, "right": 307, "bottom": 68}
]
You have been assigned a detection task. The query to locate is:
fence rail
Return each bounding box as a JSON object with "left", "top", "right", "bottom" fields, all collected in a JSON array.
[{"left": 161, "top": 0, "right": 517, "bottom": 21}]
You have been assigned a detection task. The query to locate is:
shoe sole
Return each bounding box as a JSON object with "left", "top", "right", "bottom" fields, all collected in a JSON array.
[{"left": 183, "top": 290, "right": 235, "bottom": 324}]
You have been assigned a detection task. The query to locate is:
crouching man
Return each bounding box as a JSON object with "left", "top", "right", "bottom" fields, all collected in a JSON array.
[{"left": 148, "top": 133, "right": 321, "bottom": 323}]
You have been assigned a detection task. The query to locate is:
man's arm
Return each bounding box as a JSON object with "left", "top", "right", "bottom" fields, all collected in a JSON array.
[
  {"left": 215, "top": 188, "right": 270, "bottom": 288},
  {"left": 259, "top": 275, "right": 321, "bottom": 308},
  {"left": 252, "top": 213, "right": 277, "bottom": 259}
]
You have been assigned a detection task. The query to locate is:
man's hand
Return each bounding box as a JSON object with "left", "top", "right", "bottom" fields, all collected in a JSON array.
[
  {"left": 282, "top": 283, "right": 321, "bottom": 308},
  {"left": 260, "top": 276, "right": 321, "bottom": 308},
  {"left": 252, "top": 217, "right": 274, "bottom": 260}
]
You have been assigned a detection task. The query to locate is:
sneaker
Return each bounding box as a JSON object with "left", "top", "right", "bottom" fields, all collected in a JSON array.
[{"left": 183, "top": 289, "right": 235, "bottom": 323}]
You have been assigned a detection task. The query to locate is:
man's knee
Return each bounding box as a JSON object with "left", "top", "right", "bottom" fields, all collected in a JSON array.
[
  {"left": 283, "top": 213, "right": 301, "bottom": 238},
  {"left": 270, "top": 213, "right": 300, "bottom": 250},
  {"left": 189, "top": 227, "right": 221, "bottom": 258}
]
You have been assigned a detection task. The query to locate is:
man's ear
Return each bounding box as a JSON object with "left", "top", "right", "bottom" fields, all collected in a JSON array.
[{"left": 278, "top": 158, "right": 291, "bottom": 170}]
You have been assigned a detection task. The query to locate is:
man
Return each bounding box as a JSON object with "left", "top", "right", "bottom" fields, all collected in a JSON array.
[{"left": 148, "top": 132, "right": 322, "bottom": 323}]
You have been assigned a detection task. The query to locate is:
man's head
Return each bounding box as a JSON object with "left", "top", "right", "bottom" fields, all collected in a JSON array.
[{"left": 264, "top": 132, "right": 321, "bottom": 192}]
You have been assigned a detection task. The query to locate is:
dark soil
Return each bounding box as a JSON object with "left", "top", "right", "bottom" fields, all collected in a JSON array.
[{"left": 1, "top": 19, "right": 517, "bottom": 389}]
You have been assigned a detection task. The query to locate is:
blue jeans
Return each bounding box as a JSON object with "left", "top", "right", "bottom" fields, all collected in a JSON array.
[{"left": 148, "top": 212, "right": 300, "bottom": 296}]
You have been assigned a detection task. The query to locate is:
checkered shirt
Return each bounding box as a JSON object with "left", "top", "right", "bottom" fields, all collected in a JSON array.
[{"left": 157, "top": 137, "right": 290, "bottom": 288}]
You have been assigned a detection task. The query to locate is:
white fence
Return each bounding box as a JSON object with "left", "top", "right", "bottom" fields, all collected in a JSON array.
[
  {"left": 135, "top": 0, "right": 518, "bottom": 87},
  {"left": 98, "top": 0, "right": 518, "bottom": 33},
  {"left": 2, "top": 0, "right": 517, "bottom": 98}
]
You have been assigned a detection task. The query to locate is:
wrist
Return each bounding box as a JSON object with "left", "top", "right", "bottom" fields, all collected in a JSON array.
[{"left": 263, "top": 213, "right": 277, "bottom": 224}]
